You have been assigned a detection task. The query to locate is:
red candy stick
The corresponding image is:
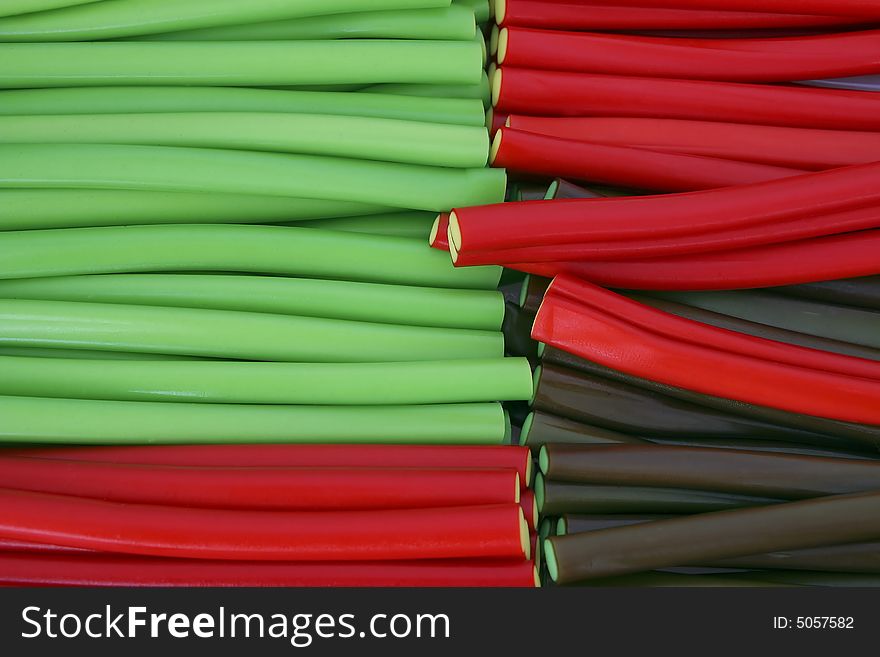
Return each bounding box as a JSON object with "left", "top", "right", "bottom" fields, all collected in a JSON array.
[
  {"left": 532, "top": 276, "right": 880, "bottom": 424},
  {"left": 0, "top": 489, "right": 529, "bottom": 561},
  {"left": 506, "top": 116, "right": 880, "bottom": 170},
  {"left": 490, "top": 127, "right": 804, "bottom": 192},
  {"left": 511, "top": 230, "right": 880, "bottom": 290},
  {"left": 0, "top": 458, "right": 519, "bottom": 510},
  {"left": 0, "top": 553, "right": 538, "bottom": 587},
  {"left": 493, "top": 68, "right": 880, "bottom": 130},
  {"left": 496, "top": 1, "right": 861, "bottom": 30},
  {"left": 498, "top": 27, "right": 880, "bottom": 82},
  {"left": 6, "top": 444, "right": 532, "bottom": 488}
]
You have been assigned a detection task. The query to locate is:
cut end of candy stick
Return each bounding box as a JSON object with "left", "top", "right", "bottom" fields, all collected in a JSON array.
[
  {"left": 489, "top": 24, "right": 500, "bottom": 57},
  {"left": 504, "top": 408, "right": 512, "bottom": 443},
  {"left": 497, "top": 28, "right": 509, "bottom": 65},
  {"left": 524, "top": 451, "right": 533, "bottom": 485},
  {"left": 489, "top": 127, "right": 503, "bottom": 165},
  {"left": 531, "top": 496, "right": 539, "bottom": 534},
  {"left": 520, "top": 412, "right": 534, "bottom": 446},
  {"left": 545, "top": 180, "right": 559, "bottom": 198},
  {"left": 518, "top": 274, "right": 531, "bottom": 307},
  {"left": 536, "top": 342, "right": 546, "bottom": 358},
  {"left": 556, "top": 517, "right": 567, "bottom": 536},
  {"left": 530, "top": 364, "right": 542, "bottom": 406},
  {"left": 520, "top": 507, "right": 531, "bottom": 559},
  {"left": 515, "top": 472, "right": 522, "bottom": 503},
  {"left": 494, "top": 0, "right": 506, "bottom": 25},
  {"left": 491, "top": 67, "right": 503, "bottom": 107},
  {"left": 429, "top": 214, "right": 442, "bottom": 247},
  {"left": 534, "top": 472, "right": 545, "bottom": 513},
  {"left": 533, "top": 566, "right": 541, "bottom": 588},
  {"left": 544, "top": 538, "right": 559, "bottom": 582},
  {"left": 538, "top": 444, "right": 549, "bottom": 476},
  {"left": 448, "top": 211, "right": 463, "bottom": 263}
]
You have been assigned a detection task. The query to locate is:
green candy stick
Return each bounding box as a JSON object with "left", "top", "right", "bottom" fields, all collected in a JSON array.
[
  {"left": 0, "top": 274, "right": 506, "bottom": 331},
  {"left": 0, "top": 41, "right": 481, "bottom": 87},
  {"left": 364, "top": 70, "right": 491, "bottom": 106},
  {"left": 0, "top": 144, "right": 506, "bottom": 212},
  {"left": 143, "top": 6, "right": 475, "bottom": 42},
  {"left": 0, "top": 0, "right": 450, "bottom": 41},
  {"left": 0, "top": 357, "right": 532, "bottom": 405},
  {"left": 0, "top": 396, "right": 509, "bottom": 445},
  {"left": 0, "top": 87, "right": 486, "bottom": 127},
  {"left": 0, "top": 190, "right": 390, "bottom": 231},
  {"left": 0, "top": 112, "right": 489, "bottom": 168},
  {"left": 0, "top": 225, "right": 502, "bottom": 289},
  {"left": 0, "top": 299, "right": 503, "bottom": 362},
  {"left": 0, "top": 0, "right": 98, "bottom": 18},
  {"left": 288, "top": 211, "right": 436, "bottom": 239}
]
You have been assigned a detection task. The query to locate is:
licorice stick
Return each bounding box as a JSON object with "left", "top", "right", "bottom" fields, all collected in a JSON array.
[
  {"left": 630, "top": 294, "right": 880, "bottom": 362},
  {"left": 521, "top": 489, "right": 537, "bottom": 530},
  {"left": 501, "top": 302, "right": 540, "bottom": 364},
  {"left": 144, "top": 6, "right": 476, "bottom": 42},
  {"left": 0, "top": 458, "right": 520, "bottom": 511},
  {"left": 507, "top": 116, "right": 880, "bottom": 171},
  {"left": 494, "top": 1, "right": 861, "bottom": 30},
  {"left": 587, "top": 0, "right": 880, "bottom": 17},
  {"left": 0, "top": 113, "right": 489, "bottom": 169},
  {"left": 571, "top": 572, "right": 786, "bottom": 588},
  {"left": 532, "top": 364, "right": 824, "bottom": 441},
  {"left": 492, "top": 68, "right": 880, "bottom": 130},
  {"left": 0, "top": 356, "right": 531, "bottom": 406},
  {"left": 0, "top": 396, "right": 509, "bottom": 445},
  {"left": 0, "top": 40, "right": 482, "bottom": 86},
  {"left": 0, "top": 299, "right": 502, "bottom": 362},
  {"left": 534, "top": 476, "right": 779, "bottom": 516},
  {"left": 777, "top": 276, "right": 880, "bottom": 311},
  {"left": 514, "top": 230, "right": 880, "bottom": 291},
  {"left": 450, "top": 161, "right": 880, "bottom": 253},
  {"left": 549, "top": 179, "right": 606, "bottom": 200},
  {"left": 497, "top": 27, "right": 880, "bottom": 82},
  {"left": 711, "top": 543, "right": 880, "bottom": 574},
  {"left": 5, "top": 445, "right": 533, "bottom": 486},
  {"left": 490, "top": 127, "right": 804, "bottom": 193},
  {"left": 545, "top": 490, "right": 880, "bottom": 584},
  {"left": 540, "top": 444, "right": 880, "bottom": 500},
  {"left": 0, "top": 225, "right": 501, "bottom": 290},
  {"left": 0, "top": 87, "right": 486, "bottom": 127},
  {"left": 0, "top": 145, "right": 506, "bottom": 213},
  {"left": 0, "top": 0, "right": 452, "bottom": 41},
  {"left": 0, "top": 190, "right": 391, "bottom": 231},
  {"left": 547, "top": 279, "right": 880, "bottom": 381},
  {"left": 0, "top": 489, "right": 527, "bottom": 561},
  {"left": 453, "top": 202, "right": 880, "bottom": 266},
  {"left": 521, "top": 412, "right": 648, "bottom": 449},
  {"left": 648, "top": 291, "right": 880, "bottom": 350},
  {"left": 0, "top": 553, "right": 538, "bottom": 588},
  {"left": 539, "top": 346, "right": 880, "bottom": 451},
  {"left": 430, "top": 213, "right": 451, "bottom": 250},
  {"left": 802, "top": 75, "right": 880, "bottom": 92},
  {"left": 519, "top": 274, "right": 550, "bottom": 316},
  {"left": 289, "top": 211, "right": 436, "bottom": 239},
  {"left": 558, "top": 515, "right": 678, "bottom": 536},
  {"left": 532, "top": 277, "right": 880, "bottom": 424},
  {"left": 556, "top": 515, "right": 880, "bottom": 573},
  {"left": 0, "top": 274, "right": 505, "bottom": 331}
]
